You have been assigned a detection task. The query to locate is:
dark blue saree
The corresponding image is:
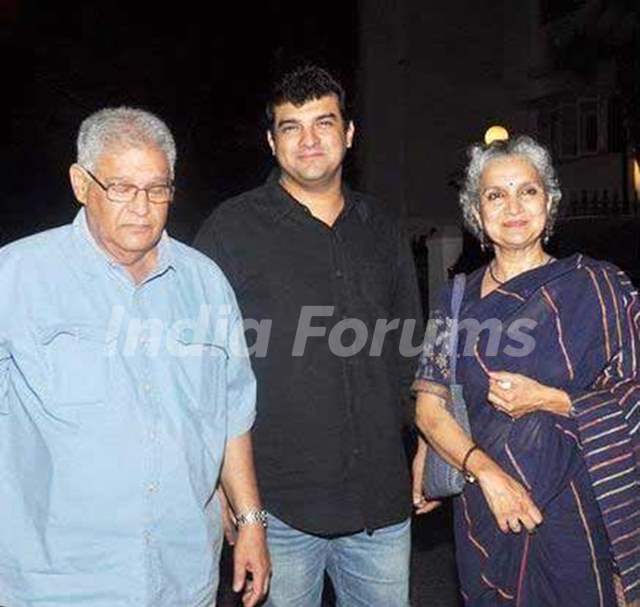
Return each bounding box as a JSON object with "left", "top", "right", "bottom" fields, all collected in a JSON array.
[{"left": 415, "top": 254, "right": 640, "bottom": 606}]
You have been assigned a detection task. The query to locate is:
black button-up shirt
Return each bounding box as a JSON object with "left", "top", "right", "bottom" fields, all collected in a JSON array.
[{"left": 194, "top": 178, "right": 423, "bottom": 535}]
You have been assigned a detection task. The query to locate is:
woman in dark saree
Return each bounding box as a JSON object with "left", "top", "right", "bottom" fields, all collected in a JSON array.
[{"left": 413, "top": 136, "right": 640, "bottom": 606}]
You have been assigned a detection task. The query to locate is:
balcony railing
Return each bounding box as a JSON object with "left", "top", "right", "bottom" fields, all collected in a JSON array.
[{"left": 558, "top": 190, "right": 639, "bottom": 219}]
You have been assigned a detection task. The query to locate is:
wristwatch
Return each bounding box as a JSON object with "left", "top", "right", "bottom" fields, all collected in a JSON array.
[{"left": 235, "top": 508, "right": 268, "bottom": 529}]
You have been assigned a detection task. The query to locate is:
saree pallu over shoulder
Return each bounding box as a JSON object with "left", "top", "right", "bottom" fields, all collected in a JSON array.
[
  {"left": 566, "top": 259, "right": 640, "bottom": 603},
  {"left": 446, "top": 254, "right": 640, "bottom": 605}
]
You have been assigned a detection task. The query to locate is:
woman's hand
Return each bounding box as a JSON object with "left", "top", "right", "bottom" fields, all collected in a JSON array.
[
  {"left": 487, "top": 371, "right": 571, "bottom": 419},
  {"left": 411, "top": 436, "right": 442, "bottom": 515},
  {"left": 471, "top": 452, "right": 543, "bottom": 533}
]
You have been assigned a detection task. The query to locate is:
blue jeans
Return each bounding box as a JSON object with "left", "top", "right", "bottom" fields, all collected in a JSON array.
[{"left": 263, "top": 514, "right": 411, "bottom": 607}]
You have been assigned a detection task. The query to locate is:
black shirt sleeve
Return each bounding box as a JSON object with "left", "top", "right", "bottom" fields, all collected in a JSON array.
[{"left": 392, "top": 224, "right": 425, "bottom": 415}]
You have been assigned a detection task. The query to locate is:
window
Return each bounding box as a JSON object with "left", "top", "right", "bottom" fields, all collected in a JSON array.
[
  {"left": 579, "top": 99, "right": 599, "bottom": 155},
  {"left": 561, "top": 104, "right": 578, "bottom": 157},
  {"left": 537, "top": 96, "right": 622, "bottom": 159},
  {"left": 607, "top": 96, "right": 624, "bottom": 153}
]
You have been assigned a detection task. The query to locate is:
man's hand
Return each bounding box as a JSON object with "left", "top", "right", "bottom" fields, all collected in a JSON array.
[
  {"left": 216, "top": 487, "right": 238, "bottom": 546},
  {"left": 218, "top": 431, "right": 270, "bottom": 604},
  {"left": 233, "top": 524, "right": 271, "bottom": 607},
  {"left": 412, "top": 436, "right": 442, "bottom": 515}
]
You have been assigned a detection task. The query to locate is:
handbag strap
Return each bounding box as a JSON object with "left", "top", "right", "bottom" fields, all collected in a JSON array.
[{"left": 449, "top": 273, "right": 466, "bottom": 384}]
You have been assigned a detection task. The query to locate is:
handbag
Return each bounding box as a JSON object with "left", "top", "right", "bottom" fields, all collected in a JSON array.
[{"left": 423, "top": 273, "right": 471, "bottom": 499}]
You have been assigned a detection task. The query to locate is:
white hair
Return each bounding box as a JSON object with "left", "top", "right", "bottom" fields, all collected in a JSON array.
[
  {"left": 76, "top": 106, "right": 176, "bottom": 177},
  {"left": 459, "top": 135, "right": 562, "bottom": 241}
]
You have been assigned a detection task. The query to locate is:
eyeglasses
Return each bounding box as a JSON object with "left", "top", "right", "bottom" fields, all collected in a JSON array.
[{"left": 83, "top": 168, "right": 174, "bottom": 205}]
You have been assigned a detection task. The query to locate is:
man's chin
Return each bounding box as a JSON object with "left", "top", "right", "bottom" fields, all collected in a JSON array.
[
  {"left": 119, "top": 234, "right": 161, "bottom": 254},
  {"left": 295, "top": 169, "right": 337, "bottom": 184}
]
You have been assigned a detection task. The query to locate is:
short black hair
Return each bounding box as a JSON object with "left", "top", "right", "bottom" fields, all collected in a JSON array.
[{"left": 265, "top": 65, "right": 350, "bottom": 131}]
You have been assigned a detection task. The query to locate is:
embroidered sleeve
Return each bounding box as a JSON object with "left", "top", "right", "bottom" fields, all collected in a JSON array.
[{"left": 411, "top": 303, "right": 453, "bottom": 399}]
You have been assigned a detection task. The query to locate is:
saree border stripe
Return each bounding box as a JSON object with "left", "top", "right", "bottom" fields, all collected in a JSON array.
[
  {"left": 597, "top": 481, "right": 640, "bottom": 501},
  {"left": 604, "top": 498, "right": 640, "bottom": 517},
  {"left": 515, "top": 533, "right": 531, "bottom": 607},
  {"left": 460, "top": 492, "right": 489, "bottom": 559},
  {"left": 589, "top": 453, "right": 634, "bottom": 474},
  {"left": 580, "top": 411, "right": 624, "bottom": 432},
  {"left": 541, "top": 286, "right": 575, "bottom": 380},
  {"left": 571, "top": 481, "right": 606, "bottom": 607},
  {"left": 495, "top": 287, "right": 525, "bottom": 303},
  {"left": 617, "top": 545, "right": 640, "bottom": 561},
  {"left": 554, "top": 422, "right": 581, "bottom": 446},
  {"left": 481, "top": 574, "right": 515, "bottom": 601},
  {"left": 609, "top": 509, "right": 640, "bottom": 529},
  {"left": 585, "top": 439, "right": 631, "bottom": 459},
  {"left": 505, "top": 444, "right": 531, "bottom": 490},
  {"left": 603, "top": 269, "right": 624, "bottom": 354},
  {"left": 585, "top": 266, "right": 612, "bottom": 360},
  {"left": 592, "top": 466, "right": 637, "bottom": 488}
]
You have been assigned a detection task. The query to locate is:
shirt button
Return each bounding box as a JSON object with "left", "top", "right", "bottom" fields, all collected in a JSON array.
[
  {"left": 147, "top": 483, "right": 158, "bottom": 493},
  {"left": 335, "top": 270, "right": 344, "bottom": 278},
  {"left": 143, "top": 531, "right": 152, "bottom": 544},
  {"left": 143, "top": 383, "right": 151, "bottom": 392}
]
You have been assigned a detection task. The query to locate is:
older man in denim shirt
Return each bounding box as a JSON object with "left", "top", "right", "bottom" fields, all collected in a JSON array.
[{"left": 0, "top": 107, "right": 270, "bottom": 606}]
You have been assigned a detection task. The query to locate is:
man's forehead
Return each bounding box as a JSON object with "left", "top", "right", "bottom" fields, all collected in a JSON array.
[
  {"left": 274, "top": 94, "right": 342, "bottom": 122},
  {"left": 95, "top": 144, "right": 170, "bottom": 174}
]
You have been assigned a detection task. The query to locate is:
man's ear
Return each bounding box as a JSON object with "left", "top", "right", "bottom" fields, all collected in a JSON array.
[
  {"left": 69, "top": 164, "right": 89, "bottom": 205},
  {"left": 266, "top": 130, "right": 276, "bottom": 156},
  {"left": 345, "top": 121, "right": 355, "bottom": 149}
]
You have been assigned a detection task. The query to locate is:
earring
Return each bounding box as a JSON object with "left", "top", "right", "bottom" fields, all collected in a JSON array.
[
  {"left": 480, "top": 232, "right": 488, "bottom": 252},
  {"left": 543, "top": 224, "right": 551, "bottom": 245}
]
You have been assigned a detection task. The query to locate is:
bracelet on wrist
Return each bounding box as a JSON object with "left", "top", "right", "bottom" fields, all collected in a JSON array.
[
  {"left": 235, "top": 508, "right": 268, "bottom": 529},
  {"left": 461, "top": 444, "right": 480, "bottom": 483}
]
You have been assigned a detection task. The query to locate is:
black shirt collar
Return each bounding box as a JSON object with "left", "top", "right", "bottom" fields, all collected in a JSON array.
[{"left": 264, "top": 172, "right": 370, "bottom": 224}]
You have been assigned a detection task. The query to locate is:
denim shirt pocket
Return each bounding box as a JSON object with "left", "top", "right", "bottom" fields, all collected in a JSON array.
[
  {"left": 170, "top": 328, "right": 228, "bottom": 411},
  {"left": 38, "top": 323, "right": 113, "bottom": 407}
]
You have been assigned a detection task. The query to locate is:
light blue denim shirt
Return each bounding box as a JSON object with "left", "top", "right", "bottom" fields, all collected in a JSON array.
[{"left": 0, "top": 210, "right": 256, "bottom": 606}]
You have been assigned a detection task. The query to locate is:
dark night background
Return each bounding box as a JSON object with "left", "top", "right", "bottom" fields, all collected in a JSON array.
[
  {"left": 3, "top": 1, "right": 639, "bottom": 605},
  {"left": 3, "top": 0, "right": 358, "bottom": 244}
]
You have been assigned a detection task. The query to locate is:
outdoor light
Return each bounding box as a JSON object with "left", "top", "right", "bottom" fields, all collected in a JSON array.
[
  {"left": 634, "top": 159, "right": 640, "bottom": 199},
  {"left": 484, "top": 125, "right": 509, "bottom": 145}
]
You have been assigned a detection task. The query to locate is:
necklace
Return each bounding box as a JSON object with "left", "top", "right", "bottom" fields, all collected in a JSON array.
[
  {"left": 489, "top": 255, "right": 554, "bottom": 286},
  {"left": 488, "top": 263, "right": 505, "bottom": 285}
]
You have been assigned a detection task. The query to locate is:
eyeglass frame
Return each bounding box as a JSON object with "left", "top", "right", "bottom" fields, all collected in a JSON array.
[{"left": 82, "top": 167, "right": 175, "bottom": 205}]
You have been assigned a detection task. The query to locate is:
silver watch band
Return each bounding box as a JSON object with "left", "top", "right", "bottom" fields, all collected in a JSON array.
[{"left": 235, "top": 508, "right": 268, "bottom": 529}]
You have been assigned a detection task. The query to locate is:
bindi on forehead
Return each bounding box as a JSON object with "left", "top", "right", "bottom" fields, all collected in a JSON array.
[{"left": 483, "top": 158, "right": 540, "bottom": 182}]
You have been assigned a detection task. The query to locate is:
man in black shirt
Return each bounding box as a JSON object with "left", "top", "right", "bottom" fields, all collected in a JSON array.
[{"left": 194, "top": 65, "right": 424, "bottom": 606}]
